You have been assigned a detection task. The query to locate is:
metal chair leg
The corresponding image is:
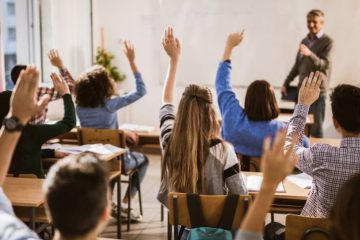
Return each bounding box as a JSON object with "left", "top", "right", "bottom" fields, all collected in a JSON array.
[{"left": 127, "top": 173, "right": 132, "bottom": 232}]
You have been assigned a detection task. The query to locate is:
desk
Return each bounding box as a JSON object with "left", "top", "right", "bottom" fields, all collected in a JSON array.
[
  {"left": 310, "top": 137, "right": 341, "bottom": 148},
  {"left": 3, "top": 177, "right": 44, "bottom": 230},
  {"left": 243, "top": 172, "right": 309, "bottom": 220}
]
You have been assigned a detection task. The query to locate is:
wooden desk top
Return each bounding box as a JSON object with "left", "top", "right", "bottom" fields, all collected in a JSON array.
[
  {"left": 277, "top": 113, "right": 314, "bottom": 125},
  {"left": 3, "top": 177, "right": 44, "bottom": 207},
  {"left": 310, "top": 137, "right": 341, "bottom": 148},
  {"left": 243, "top": 172, "right": 310, "bottom": 201}
]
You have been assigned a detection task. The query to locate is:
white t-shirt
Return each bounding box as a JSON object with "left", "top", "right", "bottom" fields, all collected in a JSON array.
[{"left": 0, "top": 188, "right": 39, "bottom": 240}]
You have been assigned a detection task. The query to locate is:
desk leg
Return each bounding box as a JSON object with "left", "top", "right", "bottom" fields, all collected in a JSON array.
[
  {"left": 117, "top": 174, "right": 122, "bottom": 239},
  {"left": 30, "top": 208, "right": 36, "bottom": 230}
]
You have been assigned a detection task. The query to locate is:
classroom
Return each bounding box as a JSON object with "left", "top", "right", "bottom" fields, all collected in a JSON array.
[{"left": 0, "top": 0, "right": 359, "bottom": 240}]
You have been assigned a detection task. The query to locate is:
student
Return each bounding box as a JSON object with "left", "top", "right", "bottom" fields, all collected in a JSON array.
[
  {"left": 0, "top": 66, "right": 47, "bottom": 239},
  {"left": 330, "top": 173, "right": 360, "bottom": 240},
  {"left": 158, "top": 27, "right": 247, "bottom": 207},
  {"left": 235, "top": 129, "right": 297, "bottom": 240},
  {"left": 0, "top": 72, "right": 76, "bottom": 178},
  {"left": 10, "top": 49, "right": 75, "bottom": 124},
  {"left": 75, "top": 40, "right": 148, "bottom": 221},
  {"left": 215, "top": 31, "right": 286, "bottom": 158},
  {"left": 285, "top": 72, "right": 360, "bottom": 217},
  {"left": 43, "top": 153, "right": 110, "bottom": 240}
]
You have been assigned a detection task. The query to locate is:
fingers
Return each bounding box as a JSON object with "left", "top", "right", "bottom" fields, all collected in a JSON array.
[
  {"left": 36, "top": 94, "right": 50, "bottom": 113},
  {"left": 175, "top": 37, "right": 180, "bottom": 49},
  {"left": 272, "top": 128, "right": 287, "bottom": 154}
]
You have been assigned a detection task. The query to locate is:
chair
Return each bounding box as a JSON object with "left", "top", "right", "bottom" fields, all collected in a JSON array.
[
  {"left": 168, "top": 192, "right": 251, "bottom": 240},
  {"left": 237, "top": 154, "right": 262, "bottom": 172},
  {"left": 78, "top": 127, "right": 143, "bottom": 231},
  {"left": 285, "top": 214, "right": 331, "bottom": 240}
]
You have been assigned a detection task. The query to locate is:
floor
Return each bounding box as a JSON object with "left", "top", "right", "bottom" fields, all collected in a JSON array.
[{"left": 100, "top": 154, "right": 286, "bottom": 240}]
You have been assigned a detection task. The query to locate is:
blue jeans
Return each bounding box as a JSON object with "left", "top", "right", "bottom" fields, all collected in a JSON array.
[{"left": 123, "top": 151, "right": 149, "bottom": 198}]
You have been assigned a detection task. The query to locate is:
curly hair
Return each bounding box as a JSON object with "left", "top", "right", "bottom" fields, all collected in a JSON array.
[{"left": 75, "top": 65, "right": 115, "bottom": 108}]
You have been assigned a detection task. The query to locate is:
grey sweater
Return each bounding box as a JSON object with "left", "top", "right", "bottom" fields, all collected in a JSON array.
[{"left": 284, "top": 33, "right": 333, "bottom": 93}]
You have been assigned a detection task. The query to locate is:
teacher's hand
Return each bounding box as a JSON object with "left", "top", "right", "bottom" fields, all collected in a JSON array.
[
  {"left": 299, "top": 44, "right": 312, "bottom": 57},
  {"left": 281, "top": 86, "right": 287, "bottom": 96}
]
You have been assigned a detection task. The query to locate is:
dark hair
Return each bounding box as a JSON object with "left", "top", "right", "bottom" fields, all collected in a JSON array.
[
  {"left": 330, "top": 174, "right": 360, "bottom": 240},
  {"left": 75, "top": 65, "right": 115, "bottom": 108},
  {"left": 244, "top": 80, "right": 279, "bottom": 121},
  {"left": 307, "top": 9, "right": 325, "bottom": 18},
  {"left": 10, "top": 64, "right": 27, "bottom": 85},
  {"left": 330, "top": 84, "right": 360, "bottom": 134},
  {"left": 0, "top": 91, "right": 12, "bottom": 127},
  {"left": 44, "top": 153, "right": 109, "bottom": 238}
]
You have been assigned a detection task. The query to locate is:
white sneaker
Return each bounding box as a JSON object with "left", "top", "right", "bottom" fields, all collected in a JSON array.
[{"left": 120, "top": 203, "right": 143, "bottom": 222}]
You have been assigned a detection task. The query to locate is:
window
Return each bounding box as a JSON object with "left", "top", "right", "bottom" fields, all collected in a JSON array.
[
  {"left": 7, "top": 2, "right": 15, "bottom": 15},
  {"left": 8, "top": 27, "right": 16, "bottom": 41}
]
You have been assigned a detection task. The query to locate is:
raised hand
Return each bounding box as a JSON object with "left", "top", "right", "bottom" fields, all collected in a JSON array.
[
  {"left": 123, "top": 40, "right": 135, "bottom": 63},
  {"left": 50, "top": 73, "right": 70, "bottom": 96},
  {"left": 299, "top": 44, "right": 312, "bottom": 57},
  {"left": 261, "top": 129, "right": 298, "bottom": 189},
  {"left": 222, "top": 30, "right": 244, "bottom": 60},
  {"left": 226, "top": 31, "right": 244, "bottom": 49},
  {"left": 48, "top": 49, "right": 64, "bottom": 68},
  {"left": 162, "top": 27, "right": 180, "bottom": 60},
  {"left": 298, "top": 71, "right": 323, "bottom": 106},
  {"left": 10, "top": 65, "right": 50, "bottom": 124}
]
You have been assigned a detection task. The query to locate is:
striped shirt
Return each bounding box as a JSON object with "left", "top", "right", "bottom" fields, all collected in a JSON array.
[
  {"left": 285, "top": 104, "right": 360, "bottom": 217},
  {"left": 159, "top": 104, "right": 247, "bottom": 195}
]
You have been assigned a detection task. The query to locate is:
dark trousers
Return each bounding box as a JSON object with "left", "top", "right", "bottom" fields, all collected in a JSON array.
[{"left": 309, "top": 95, "right": 326, "bottom": 138}]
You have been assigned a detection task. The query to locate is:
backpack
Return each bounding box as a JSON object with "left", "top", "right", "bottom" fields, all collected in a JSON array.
[{"left": 185, "top": 194, "right": 242, "bottom": 240}]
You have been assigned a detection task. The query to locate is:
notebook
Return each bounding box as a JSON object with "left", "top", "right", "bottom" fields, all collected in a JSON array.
[
  {"left": 287, "top": 173, "right": 313, "bottom": 189},
  {"left": 242, "top": 174, "right": 285, "bottom": 193},
  {"left": 119, "top": 123, "right": 155, "bottom": 133},
  {"left": 57, "top": 144, "right": 123, "bottom": 155},
  {"left": 281, "top": 86, "right": 298, "bottom": 102}
]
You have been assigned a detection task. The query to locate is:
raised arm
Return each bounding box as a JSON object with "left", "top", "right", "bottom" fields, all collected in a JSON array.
[
  {"left": 107, "top": 40, "right": 147, "bottom": 111},
  {"left": 36, "top": 73, "right": 76, "bottom": 143},
  {"left": 216, "top": 31, "right": 244, "bottom": 115},
  {"left": 284, "top": 71, "right": 323, "bottom": 175},
  {"left": 238, "top": 129, "right": 297, "bottom": 237},
  {"left": 162, "top": 27, "right": 180, "bottom": 104},
  {"left": 0, "top": 66, "right": 48, "bottom": 186},
  {"left": 48, "top": 49, "right": 76, "bottom": 93}
]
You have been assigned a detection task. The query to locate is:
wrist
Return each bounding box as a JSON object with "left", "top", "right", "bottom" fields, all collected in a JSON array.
[
  {"left": 260, "top": 181, "right": 278, "bottom": 193},
  {"left": 170, "top": 57, "right": 179, "bottom": 63}
]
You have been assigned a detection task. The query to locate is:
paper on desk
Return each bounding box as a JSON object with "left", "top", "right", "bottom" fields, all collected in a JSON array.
[
  {"left": 287, "top": 173, "right": 313, "bottom": 189},
  {"left": 242, "top": 174, "right": 285, "bottom": 193},
  {"left": 58, "top": 144, "right": 123, "bottom": 155},
  {"left": 119, "top": 123, "right": 154, "bottom": 133}
]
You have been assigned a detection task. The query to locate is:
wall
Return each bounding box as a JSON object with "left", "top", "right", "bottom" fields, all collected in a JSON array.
[{"left": 89, "top": 0, "right": 360, "bottom": 137}]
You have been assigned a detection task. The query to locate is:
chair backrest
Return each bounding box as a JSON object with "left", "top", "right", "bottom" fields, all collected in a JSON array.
[
  {"left": 168, "top": 192, "right": 251, "bottom": 229},
  {"left": 78, "top": 127, "right": 126, "bottom": 148},
  {"left": 285, "top": 214, "right": 331, "bottom": 240},
  {"left": 236, "top": 154, "right": 262, "bottom": 172}
]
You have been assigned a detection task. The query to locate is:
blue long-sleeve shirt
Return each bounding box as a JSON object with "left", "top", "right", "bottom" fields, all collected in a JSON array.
[
  {"left": 77, "top": 72, "right": 146, "bottom": 129},
  {"left": 215, "top": 61, "right": 285, "bottom": 157}
]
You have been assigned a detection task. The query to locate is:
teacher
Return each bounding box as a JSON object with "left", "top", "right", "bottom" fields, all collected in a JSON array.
[{"left": 281, "top": 9, "right": 333, "bottom": 137}]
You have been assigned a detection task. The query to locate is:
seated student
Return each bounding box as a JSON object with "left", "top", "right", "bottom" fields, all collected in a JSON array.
[
  {"left": 43, "top": 153, "right": 110, "bottom": 240},
  {"left": 158, "top": 27, "right": 247, "bottom": 208},
  {"left": 75, "top": 40, "right": 148, "bottom": 221},
  {"left": 285, "top": 72, "right": 360, "bottom": 217},
  {"left": 235, "top": 129, "right": 297, "bottom": 240},
  {"left": 0, "top": 72, "right": 76, "bottom": 178},
  {"left": 330, "top": 173, "right": 360, "bottom": 240},
  {"left": 216, "top": 31, "right": 309, "bottom": 160},
  {"left": 10, "top": 49, "right": 75, "bottom": 124},
  {"left": 0, "top": 66, "right": 47, "bottom": 239}
]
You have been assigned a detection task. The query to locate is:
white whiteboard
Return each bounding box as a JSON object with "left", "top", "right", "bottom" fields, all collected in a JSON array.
[{"left": 94, "top": 0, "right": 360, "bottom": 88}]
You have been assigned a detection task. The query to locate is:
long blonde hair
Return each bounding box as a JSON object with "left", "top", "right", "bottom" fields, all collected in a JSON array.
[{"left": 163, "top": 84, "right": 221, "bottom": 194}]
